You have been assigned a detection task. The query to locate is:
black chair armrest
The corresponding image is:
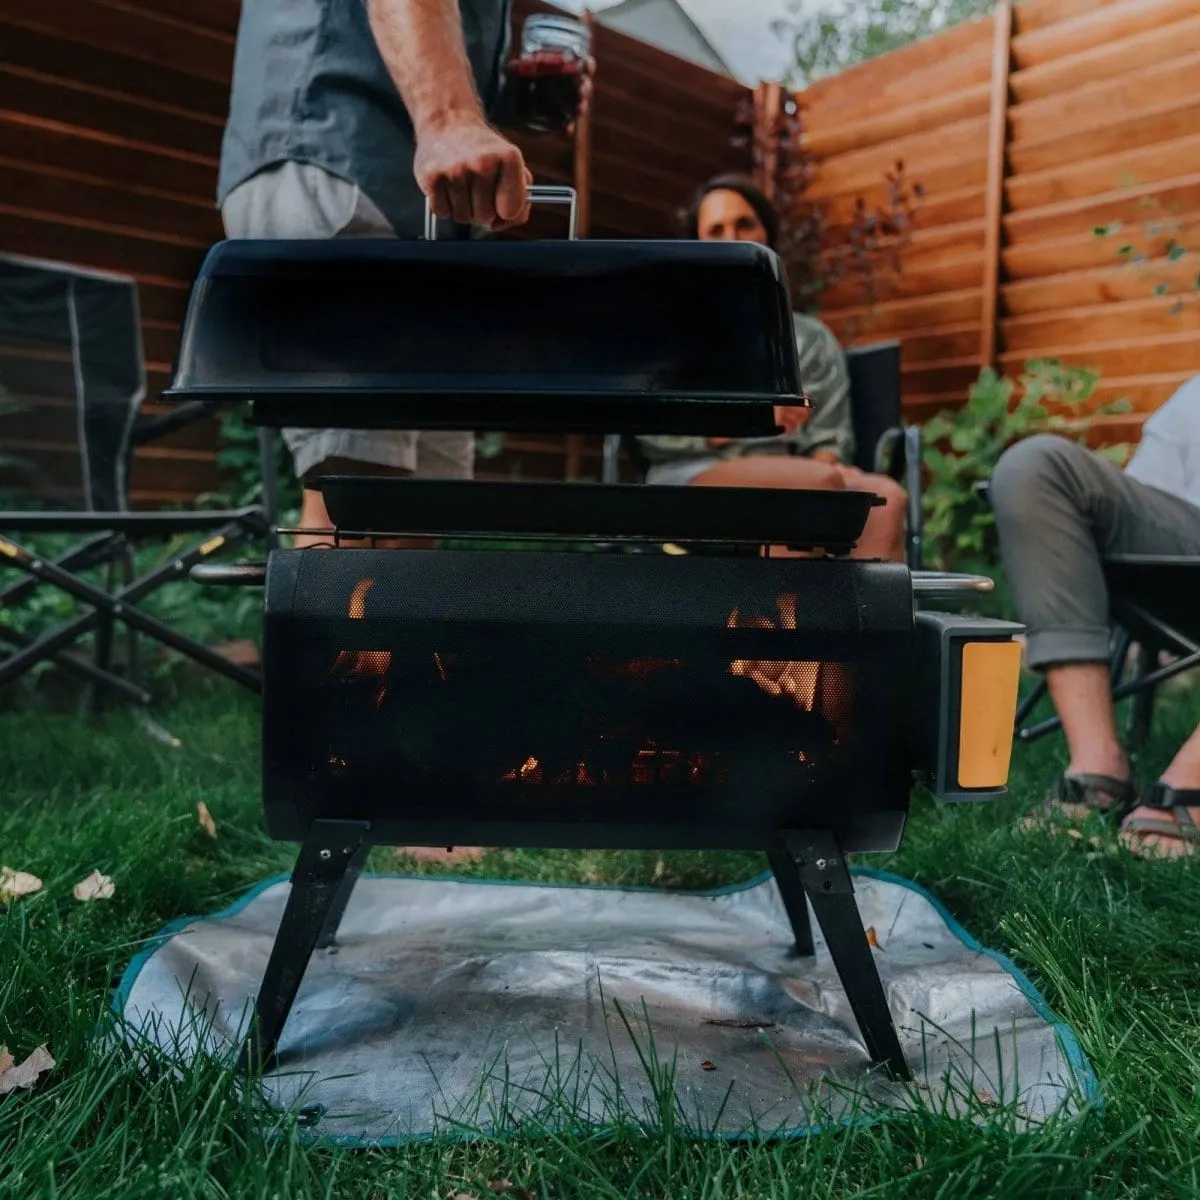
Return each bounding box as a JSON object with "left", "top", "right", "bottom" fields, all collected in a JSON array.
[{"left": 130, "top": 401, "right": 213, "bottom": 448}]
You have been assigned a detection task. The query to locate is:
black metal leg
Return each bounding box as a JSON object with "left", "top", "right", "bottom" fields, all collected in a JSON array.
[
  {"left": 767, "top": 850, "right": 814, "bottom": 957},
  {"left": 315, "top": 842, "right": 370, "bottom": 950},
  {"left": 239, "top": 819, "right": 371, "bottom": 1073},
  {"left": 785, "top": 830, "right": 909, "bottom": 1080},
  {"left": 1126, "top": 642, "right": 1156, "bottom": 746},
  {"left": 1013, "top": 678, "right": 1047, "bottom": 732}
]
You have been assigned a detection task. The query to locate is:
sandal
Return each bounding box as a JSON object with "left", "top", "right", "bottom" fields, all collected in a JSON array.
[
  {"left": 1024, "top": 773, "right": 1137, "bottom": 828},
  {"left": 1120, "top": 783, "right": 1200, "bottom": 859}
]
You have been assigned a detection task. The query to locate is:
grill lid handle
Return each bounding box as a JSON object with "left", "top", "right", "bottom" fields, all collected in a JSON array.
[
  {"left": 190, "top": 562, "right": 267, "bottom": 587},
  {"left": 423, "top": 184, "right": 578, "bottom": 241}
]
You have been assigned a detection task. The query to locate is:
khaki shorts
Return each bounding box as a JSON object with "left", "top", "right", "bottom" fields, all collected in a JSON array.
[{"left": 220, "top": 161, "right": 474, "bottom": 482}]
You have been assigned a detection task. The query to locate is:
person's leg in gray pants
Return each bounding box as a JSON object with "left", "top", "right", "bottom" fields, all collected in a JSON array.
[{"left": 991, "top": 433, "right": 1200, "bottom": 831}]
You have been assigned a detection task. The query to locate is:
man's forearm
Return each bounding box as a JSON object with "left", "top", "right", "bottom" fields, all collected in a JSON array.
[{"left": 367, "top": 0, "right": 485, "bottom": 136}]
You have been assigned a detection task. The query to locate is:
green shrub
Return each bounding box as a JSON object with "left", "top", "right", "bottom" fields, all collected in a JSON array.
[{"left": 922, "top": 359, "right": 1132, "bottom": 569}]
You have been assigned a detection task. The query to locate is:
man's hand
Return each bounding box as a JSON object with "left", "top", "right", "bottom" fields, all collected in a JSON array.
[
  {"left": 367, "top": 0, "right": 533, "bottom": 231},
  {"left": 415, "top": 118, "right": 532, "bottom": 230}
]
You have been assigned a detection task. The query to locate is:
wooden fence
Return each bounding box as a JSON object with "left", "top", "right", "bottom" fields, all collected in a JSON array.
[
  {"left": 790, "top": 0, "right": 1200, "bottom": 443},
  {"left": 0, "top": 0, "right": 748, "bottom": 504}
]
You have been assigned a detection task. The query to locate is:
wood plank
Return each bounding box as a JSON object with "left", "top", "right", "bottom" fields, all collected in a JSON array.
[
  {"left": 1007, "top": 132, "right": 1200, "bottom": 213},
  {"left": 1003, "top": 217, "right": 1200, "bottom": 279},
  {"left": 100, "top": 0, "right": 242, "bottom": 39},
  {"left": 902, "top": 219, "right": 986, "bottom": 263},
  {"left": 809, "top": 114, "right": 990, "bottom": 196},
  {"left": 0, "top": 211, "right": 208, "bottom": 284},
  {"left": 803, "top": 83, "right": 991, "bottom": 161},
  {"left": 590, "top": 119, "right": 745, "bottom": 188},
  {"left": 811, "top": 158, "right": 989, "bottom": 220},
  {"left": 0, "top": 114, "right": 218, "bottom": 200},
  {"left": 819, "top": 254, "right": 983, "bottom": 308},
  {"left": 0, "top": 23, "right": 228, "bottom": 118},
  {"left": 593, "top": 84, "right": 737, "bottom": 166},
  {"left": 821, "top": 288, "right": 984, "bottom": 338},
  {"left": 1002, "top": 253, "right": 1200, "bottom": 315},
  {"left": 980, "top": 2, "right": 1013, "bottom": 369},
  {"left": 1004, "top": 173, "right": 1200, "bottom": 244},
  {"left": 1008, "top": 50, "right": 1200, "bottom": 153},
  {"left": 1001, "top": 294, "right": 1200, "bottom": 352},
  {"left": 821, "top": 181, "right": 986, "bottom": 233},
  {"left": 1014, "top": 20, "right": 1200, "bottom": 109},
  {"left": 2, "top": 0, "right": 234, "bottom": 83},
  {"left": 1012, "top": 0, "right": 1129, "bottom": 36},
  {"left": 801, "top": 18, "right": 992, "bottom": 120},
  {"left": 1010, "top": 0, "right": 1198, "bottom": 74},
  {"left": 0, "top": 162, "right": 222, "bottom": 244},
  {"left": 997, "top": 330, "right": 1200, "bottom": 377},
  {"left": 899, "top": 359, "right": 982, "bottom": 399},
  {"left": 0, "top": 66, "right": 225, "bottom": 160},
  {"left": 590, "top": 23, "right": 746, "bottom": 109}
]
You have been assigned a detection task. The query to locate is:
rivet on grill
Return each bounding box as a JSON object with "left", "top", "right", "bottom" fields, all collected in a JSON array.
[
  {"left": 319, "top": 849, "right": 332, "bottom": 860},
  {"left": 815, "top": 858, "right": 827, "bottom": 870}
]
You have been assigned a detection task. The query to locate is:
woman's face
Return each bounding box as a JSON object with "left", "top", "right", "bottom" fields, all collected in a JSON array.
[{"left": 695, "top": 188, "right": 769, "bottom": 245}]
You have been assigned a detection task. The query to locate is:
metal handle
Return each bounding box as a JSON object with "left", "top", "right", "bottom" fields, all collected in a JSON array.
[
  {"left": 423, "top": 184, "right": 578, "bottom": 241},
  {"left": 191, "top": 562, "right": 267, "bottom": 587},
  {"left": 911, "top": 571, "right": 994, "bottom": 597}
]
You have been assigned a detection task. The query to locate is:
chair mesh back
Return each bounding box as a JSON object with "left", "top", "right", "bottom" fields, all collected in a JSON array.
[
  {"left": 0, "top": 255, "right": 145, "bottom": 511},
  {"left": 846, "top": 342, "right": 902, "bottom": 474}
]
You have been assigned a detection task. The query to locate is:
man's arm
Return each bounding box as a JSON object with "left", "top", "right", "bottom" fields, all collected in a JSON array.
[{"left": 366, "top": 0, "right": 531, "bottom": 229}]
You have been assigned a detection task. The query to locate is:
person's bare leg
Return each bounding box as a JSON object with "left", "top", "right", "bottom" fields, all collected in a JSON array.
[
  {"left": 832, "top": 466, "right": 906, "bottom": 563},
  {"left": 689, "top": 455, "right": 906, "bottom": 561},
  {"left": 1121, "top": 723, "right": 1200, "bottom": 858},
  {"left": 1045, "top": 662, "right": 1130, "bottom": 782}
]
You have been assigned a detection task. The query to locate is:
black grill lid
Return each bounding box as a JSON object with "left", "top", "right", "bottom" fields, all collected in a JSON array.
[{"left": 162, "top": 238, "right": 804, "bottom": 436}]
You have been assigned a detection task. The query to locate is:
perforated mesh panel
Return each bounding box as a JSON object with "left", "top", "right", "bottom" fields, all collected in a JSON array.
[{"left": 263, "top": 550, "right": 913, "bottom": 836}]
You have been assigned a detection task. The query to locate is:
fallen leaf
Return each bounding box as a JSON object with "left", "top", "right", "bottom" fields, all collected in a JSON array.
[
  {"left": 451, "top": 1194, "right": 480, "bottom": 1200},
  {"left": 0, "top": 1047, "right": 12, "bottom": 1074},
  {"left": 0, "top": 1044, "right": 54, "bottom": 1095},
  {"left": 866, "top": 926, "right": 884, "bottom": 951},
  {"left": 0, "top": 867, "right": 42, "bottom": 900},
  {"left": 487, "top": 1182, "right": 534, "bottom": 1200},
  {"left": 73, "top": 870, "right": 115, "bottom": 902},
  {"left": 394, "top": 846, "right": 485, "bottom": 866},
  {"left": 197, "top": 801, "right": 217, "bottom": 839},
  {"left": 976, "top": 1088, "right": 998, "bottom": 1107},
  {"left": 700, "top": 1060, "right": 716, "bottom": 1071}
]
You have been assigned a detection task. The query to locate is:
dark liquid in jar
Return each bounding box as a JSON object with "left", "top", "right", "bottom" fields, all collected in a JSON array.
[{"left": 509, "top": 50, "right": 584, "bottom": 134}]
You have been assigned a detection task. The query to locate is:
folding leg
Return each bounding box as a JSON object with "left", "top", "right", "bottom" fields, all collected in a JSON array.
[
  {"left": 315, "top": 842, "right": 371, "bottom": 950},
  {"left": 239, "top": 820, "right": 371, "bottom": 1073},
  {"left": 1126, "top": 641, "right": 1156, "bottom": 746},
  {"left": 767, "top": 850, "right": 814, "bottom": 957},
  {"left": 785, "top": 830, "right": 909, "bottom": 1080}
]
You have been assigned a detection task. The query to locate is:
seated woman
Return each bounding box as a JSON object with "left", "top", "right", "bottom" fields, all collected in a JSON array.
[{"left": 638, "top": 174, "right": 907, "bottom": 563}]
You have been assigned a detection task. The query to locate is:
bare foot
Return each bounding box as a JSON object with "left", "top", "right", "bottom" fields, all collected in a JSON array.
[
  {"left": 1119, "top": 803, "right": 1200, "bottom": 859},
  {"left": 393, "top": 846, "right": 489, "bottom": 866}
]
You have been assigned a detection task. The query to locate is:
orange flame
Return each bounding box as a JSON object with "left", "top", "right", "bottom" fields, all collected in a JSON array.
[
  {"left": 727, "top": 593, "right": 821, "bottom": 710},
  {"left": 329, "top": 578, "right": 392, "bottom": 708}
]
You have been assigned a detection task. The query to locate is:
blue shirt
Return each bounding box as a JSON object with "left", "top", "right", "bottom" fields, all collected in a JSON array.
[{"left": 218, "top": 0, "right": 512, "bottom": 236}]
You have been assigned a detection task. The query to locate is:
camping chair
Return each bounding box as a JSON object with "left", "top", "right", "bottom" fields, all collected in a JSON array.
[
  {"left": 0, "top": 253, "right": 275, "bottom": 712},
  {"left": 599, "top": 339, "right": 924, "bottom": 568},
  {"left": 1015, "top": 556, "right": 1200, "bottom": 746}
]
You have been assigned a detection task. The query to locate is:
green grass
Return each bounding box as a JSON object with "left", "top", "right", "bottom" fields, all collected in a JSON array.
[{"left": 2, "top": 684, "right": 1200, "bottom": 1198}]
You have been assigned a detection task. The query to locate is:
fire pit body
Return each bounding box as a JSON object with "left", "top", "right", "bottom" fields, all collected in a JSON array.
[{"left": 174, "top": 197, "right": 1022, "bottom": 1082}]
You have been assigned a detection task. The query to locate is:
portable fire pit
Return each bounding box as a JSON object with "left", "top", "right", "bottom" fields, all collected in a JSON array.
[{"left": 173, "top": 189, "right": 1022, "bottom": 1082}]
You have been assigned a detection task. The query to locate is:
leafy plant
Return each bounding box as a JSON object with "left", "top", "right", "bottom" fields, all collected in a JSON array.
[
  {"left": 731, "top": 94, "right": 922, "bottom": 312},
  {"left": 922, "top": 360, "right": 1133, "bottom": 569},
  {"left": 206, "top": 407, "right": 301, "bottom": 512}
]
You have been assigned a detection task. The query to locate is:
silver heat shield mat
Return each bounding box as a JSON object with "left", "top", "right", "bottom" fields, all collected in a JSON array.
[{"left": 116, "top": 870, "right": 1095, "bottom": 1144}]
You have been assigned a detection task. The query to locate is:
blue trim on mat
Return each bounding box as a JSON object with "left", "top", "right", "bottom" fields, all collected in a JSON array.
[{"left": 112, "top": 865, "right": 1099, "bottom": 1145}]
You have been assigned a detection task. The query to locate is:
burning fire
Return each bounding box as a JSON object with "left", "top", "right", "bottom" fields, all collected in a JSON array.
[
  {"left": 727, "top": 593, "right": 822, "bottom": 710},
  {"left": 328, "top": 578, "right": 392, "bottom": 709}
]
